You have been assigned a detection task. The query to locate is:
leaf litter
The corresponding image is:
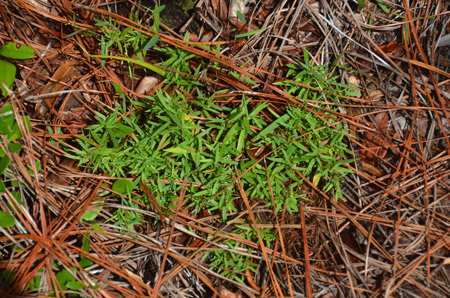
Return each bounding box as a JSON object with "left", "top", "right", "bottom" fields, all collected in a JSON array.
[{"left": 1, "top": 0, "right": 450, "bottom": 297}]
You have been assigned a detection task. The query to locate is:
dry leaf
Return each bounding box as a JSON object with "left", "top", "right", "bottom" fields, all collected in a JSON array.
[
  {"left": 245, "top": 268, "right": 261, "bottom": 292},
  {"left": 368, "top": 90, "right": 384, "bottom": 101},
  {"left": 340, "top": 228, "right": 364, "bottom": 270},
  {"left": 217, "top": 286, "right": 244, "bottom": 298},
  {"left": 200, "top": 31, "right": 214, "bottom": 42},
  {"left": 47, "top": 157, "right": 76, "bottom": 185},
  {"left": 228, "top": 17, "right": 260, "bottom": 32},
  {"left": 135, "top": 76, "right": 160, "bottom": 95},
  {"left": 361, "top": 160, "right": 384, "bottom": 177},
  {"left": 262, "top": 0, "right": 275, "bottom": 5},
  {"left": 347, "top": 74, "right": 361, "bottom": 87},
  {"left": 37, "top": 61, "right": 74, "bottom": 117},
  {"left": 189, "top": 33, "right": 199, "bottom": 42},
  {"left": 376, "top": 41, "right": 405, "bottom": 58},
  {"left": 219, "top": 2, "right": 228, "bottom": 21},
  {"left": 210, "top": 0, "right": 219, "bottom": 10},
  {"left": 362, "top": 112, "right": 390, "bottom": 159},
  {"left": 374, "top": 112, "right": 388, "bottom": 132},
  {"left": 434, "top": 53, "right": 450, "bottom": 67}
]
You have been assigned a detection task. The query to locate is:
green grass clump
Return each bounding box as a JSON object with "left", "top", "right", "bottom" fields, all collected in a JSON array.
[
  {"left": 67, "top": 9, "right": 358, "bottom": 284},
  {"left": 69, "top": 72, "right": 354, "bottom": 217}
]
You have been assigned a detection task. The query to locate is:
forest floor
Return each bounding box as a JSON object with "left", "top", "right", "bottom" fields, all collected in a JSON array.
[{"left": 1, "top": 0, "right": 450, "bottom": 297}]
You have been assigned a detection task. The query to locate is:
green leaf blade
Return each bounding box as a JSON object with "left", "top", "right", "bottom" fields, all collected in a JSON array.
[
  {"left": 0, "top": 42, "right": 35, "bottom": 59},
  {"left": 0, "top": 60, "right": 16, "bottom": 96},
  {"left": 0, "top": 211, "right": 15, "bottom": 228},
  {"left": 112, "top": 179, "right": 135, "bottom": 195}
]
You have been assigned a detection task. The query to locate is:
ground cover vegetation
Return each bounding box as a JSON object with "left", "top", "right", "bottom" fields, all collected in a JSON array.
[{"left": 1, "top": 0, "right": 450, "bottom": 297}]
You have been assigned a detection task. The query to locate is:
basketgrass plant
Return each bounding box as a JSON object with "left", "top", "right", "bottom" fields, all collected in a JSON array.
[
  {"left": 67, "top": 9, "right": 358, "bottom": 285},
  {"left": 68, "top": 47, "right": 357, "bottom": 284}
]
